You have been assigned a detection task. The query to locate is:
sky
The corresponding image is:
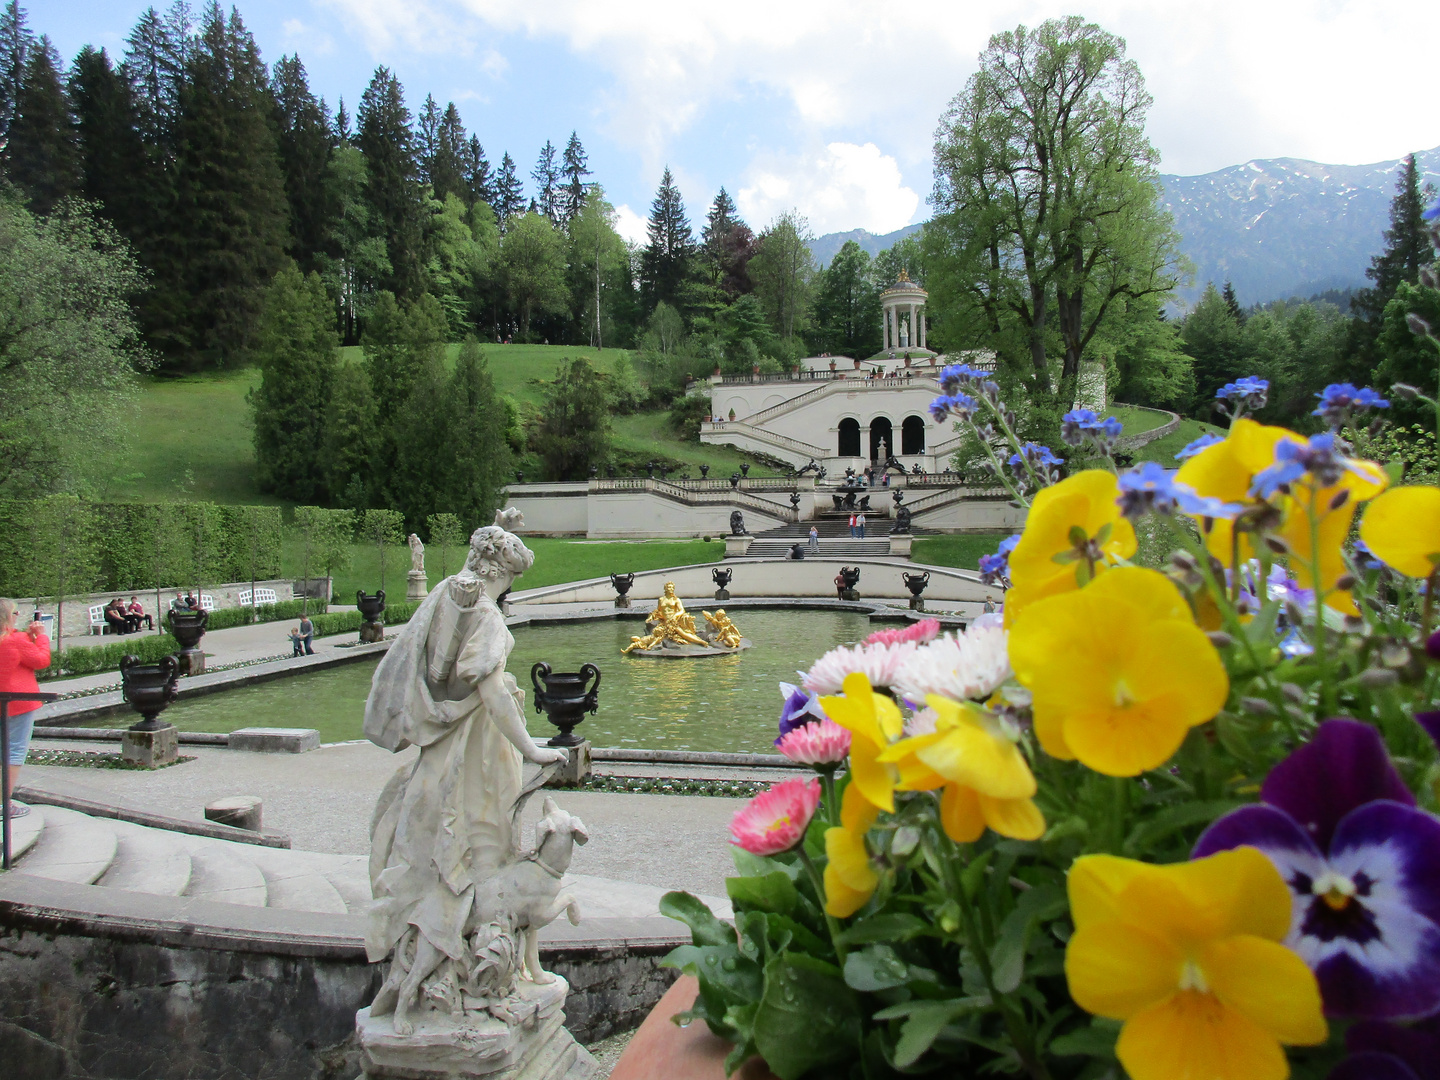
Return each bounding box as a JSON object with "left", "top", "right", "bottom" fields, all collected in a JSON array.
[{"left": 37, "top": 0, "right": 1440, "bottom": 245}]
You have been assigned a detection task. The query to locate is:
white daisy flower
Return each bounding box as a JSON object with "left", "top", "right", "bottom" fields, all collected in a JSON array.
[
  {"left": 801, "top": 640, "right": 920, "bottom": 694},
  {"left": 892, "top": 622, "right": 1011, "bottom": 704}
]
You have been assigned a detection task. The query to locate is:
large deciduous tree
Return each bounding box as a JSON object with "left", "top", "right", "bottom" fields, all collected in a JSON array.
[
  {"left": 566, "top": 185, "right": 630, "bottom": 348},
  {"left": 499, "top": 211, "right": 567, "bottom": 339},
  {"left": 812, "top": 240, "right": 880, "bottom": 358},
  {"left": 749, "top": 211, "right": 815, "bottom": 347},
  {"left": 926, "top": 16, "right": 1181, "bottom": 415},
  {"left": 536, "top": 357, "right": 610, "bottom": 480}
]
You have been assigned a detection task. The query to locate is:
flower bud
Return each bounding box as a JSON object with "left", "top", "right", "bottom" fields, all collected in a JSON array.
[
  {"left": 1358, "top": 668, "right": 1399, "bottom": 688},
  {"left": 1334, "top": 573, "right": 1357, "bottom": 591},
  {"left": 1429, "top": 630, "right": 1440, "bottom": 661},
  {"left": 1206, "top": 631, "right": 1233, "bottom": 648},
  {"left": 1265, "top": 536, "right": 1290, "bottom": 555},
  {"left": 1382, "top": 642, "right": 1412, "bottom": 668},
  {"left": 1329, "top": 489, "right": 1351, "bottom": 511},
  {"left": 891, "top": 826, "right": 920, "bottom": 857},
  {"left": 1281, "top": 682, "right": 1307, "bottom": 705},
  {"left": 1240, "top": 696, "right": 1275, "bottom": 715},
  {"left": 1392, "top": 383, "right": 1420, "bottom": 400}
]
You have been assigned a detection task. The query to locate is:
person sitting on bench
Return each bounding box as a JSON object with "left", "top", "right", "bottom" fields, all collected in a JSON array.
[
  {"left": 104, "top": 598, "right": 129, "bottom": 634},
  {"left": 126, "top": 596, "right": 152, "bottom": 631}
]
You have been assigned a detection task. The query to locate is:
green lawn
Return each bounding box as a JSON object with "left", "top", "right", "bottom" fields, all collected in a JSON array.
[
  {"left": 912, "top": 532, "right": 1012, "bottom": 570},
  {"left": 610, "top": 412, "right": 788, "bottom": 477},
  {"left": 286, "top": 537, "right": 722, "bottom": 600},
  {"left": 1111, "top": 404, "right": 1171, "bottom": 436},
  {"left": 1132, "top": 417, "right": 1227, "bottom": 465}
]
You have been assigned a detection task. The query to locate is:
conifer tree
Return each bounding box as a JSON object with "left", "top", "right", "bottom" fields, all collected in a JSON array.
[
  {"left": 69, "top": 47, "right": 148, "bottom": 235},
  {"left": 1222, "top": 280, "right": 1246, "bottom": 324},
  {"left": 493, "top": 150, "right": 523, "bottom": 227},
  {"left": 431, "top": 102, "right": 468, "bottom": 203},
  {"left": 319, "top": 360, "right": 375, "bottom": 503},
  {"left": 271, "top": 55, "right": 334, "bottom": 274},
  {"left": 640, "top": 166, "right": 693, "bottom": 311},
  {"left": 416, "top": 93, "right": 441, "bottom": 187},
  {"left": 1348, "top": 154, "right": 1435, "bottom": 383},
  {"left": 357, "top": 66, "right": 425, "bottom": 299},
  {"left": 250, "top": 264, "right": 338, "bottom": 501},
  {"left": 123, "top": 2, "right": 193, "bottom": 153},
  {"left": 3, "top": 36, "right": 78, "bottom": 213},
  {"left": 700, "top": 187, "right": 755, "bottom": 300},
  {"left": 532, "top": 139, "right": 559, "bottom": 223},
  {"left": 333, "top": 96, "right": 350, "bottom": 142},
  {"left": 463, "top": 135, "right": 492, "bottom": 205},
  {"left": 167, "top": 4, "right": 288, "bottom": 365},
  {"left": 559, "top": 130, "right": 589, "bottom": 224},
  {"left": 0, "top": 0, "right": 31, "bottom": 142}
]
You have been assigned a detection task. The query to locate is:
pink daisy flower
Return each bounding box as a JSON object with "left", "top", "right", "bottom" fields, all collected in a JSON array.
[
  {"left": 730, "top": 777, "right": 822, "bottom": 856},
  {"left": 776, "top": 719, "right": 851, "bottom": 765},
  {"left": 802, "top": 640, "right": 919, "bottom": 694},
  {"left": 864, "top": 618, "right": 941, "bottom": 648}
]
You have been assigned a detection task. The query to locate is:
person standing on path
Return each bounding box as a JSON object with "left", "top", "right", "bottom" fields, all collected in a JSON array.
[
  {"left": 0, "top": 597, "right": 51, "bottom": 819},
  {"left": 856, "top": 512, "right": 867, "bottom": 539},
  {"left": 848, "top": 512, "right": 857, "bottom": 538},
  {"left": 808, "top": 525, "right": 820, "bottom": 553},
  {"left": 299, "top": 612, "right": 315, "bottom": 655}
]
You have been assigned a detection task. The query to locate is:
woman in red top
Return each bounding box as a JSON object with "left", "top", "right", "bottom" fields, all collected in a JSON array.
[{"left": 0, "top": 597, "right": 51, "bottom": 819}]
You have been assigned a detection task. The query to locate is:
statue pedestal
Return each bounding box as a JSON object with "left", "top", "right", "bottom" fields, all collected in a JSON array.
[
  {"left": 544, "top": 741, "right": 592, "bottom": 787},
  {"left": 889, "top": 533, "right": 912, "bottom": 558},
  {"left": 406, "top": 570, "right": 428, "bottom": 602},
  {"left": 723, "top": 534, "right": 752, "bottom": 558},
  {"left": 360, "top": 621, "right": 385, "bottom": 643},
  {"left": 121, "top": 724, "right": 178, "bottom": 767},
  {"left": 356, "top": 977, "right": 597, "bottom": 1080}
]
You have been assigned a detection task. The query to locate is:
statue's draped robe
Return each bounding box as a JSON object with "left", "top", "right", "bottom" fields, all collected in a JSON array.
[{"left": 363, "top": 575, "right": 522, "bottom": 965}]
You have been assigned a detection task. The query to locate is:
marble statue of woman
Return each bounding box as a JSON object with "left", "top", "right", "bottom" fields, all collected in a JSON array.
[
  {"left": 408, "top": 532, "right": 425, "bottom": 575},
  {"left": 363, "top": 509, "right": 566, "bottom": 1030}
]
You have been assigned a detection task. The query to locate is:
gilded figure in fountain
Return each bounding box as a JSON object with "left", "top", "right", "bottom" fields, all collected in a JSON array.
[{"left": 622, "top": 582, "right": 749, "bottom": 656}]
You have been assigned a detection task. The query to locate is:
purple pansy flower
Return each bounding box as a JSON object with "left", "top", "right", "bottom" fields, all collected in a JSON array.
[
  {"left": 1194, "top": 719, "right": 1440, "bottom": 1019},
  {"left": 1329, "top": 1014, "right": 1440, "bottom": 1080},
  {"left": 776, "top": 681, "right": 827, "bottom": 745}
]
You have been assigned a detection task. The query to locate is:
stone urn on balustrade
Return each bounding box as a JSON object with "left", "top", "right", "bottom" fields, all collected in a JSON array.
[
  {"left": 165, "top": 607, "right": 208, "bottom": 675},
  {"left": 119, "top": 653, "right": 181, "bottom": 766},
  {"left": 357, "top": 589, "right": 386, "bottom": 643},
  {"left": 902, "top": 570, "right": 930, "bottom": 611},
  {"left": 611, "top": 573, "right": 635, "bottom": 609}
]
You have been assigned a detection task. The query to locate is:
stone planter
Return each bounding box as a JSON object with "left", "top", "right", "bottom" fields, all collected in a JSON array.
[
  {"left": 610, "top": 976, "right": 777, "bottom": 1080},
  {"left": 611, "top": 573, "right": 636, "bottom": 609},
  {"left": 357, "top": 589, "right": 386, "bottom": 643},
  {"left": 530, "top": 661, "right": 600, "bottom": 747},
  {"left": 119, "top": 653, "right": 181, "bottom": 766},
  {"left": 165, "top": 608, "right": 208, "bottom": 675}
]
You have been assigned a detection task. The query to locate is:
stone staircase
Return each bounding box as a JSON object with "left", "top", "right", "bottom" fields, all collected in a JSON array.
[
  {"left": 746, "top": 516, "right": 894, "bottom": 558},
  {"left": 4, "top": 800, "right": 729, "bottom": 920}
]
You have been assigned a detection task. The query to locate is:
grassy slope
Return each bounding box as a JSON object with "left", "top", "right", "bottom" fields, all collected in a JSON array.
[
  {"left": 1132, "top": 417, "right": 1227, "bottom": 465},
  {"left": 911, "top": 533, "right": 1011, "bottom": 570},
  {"left": 1111, "top": 404, "right": 1170, "bottom": 436}
]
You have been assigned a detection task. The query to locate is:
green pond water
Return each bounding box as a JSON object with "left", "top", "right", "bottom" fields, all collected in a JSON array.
[{"left": 139, "top": 610, "right": 874, "bottom": 753}]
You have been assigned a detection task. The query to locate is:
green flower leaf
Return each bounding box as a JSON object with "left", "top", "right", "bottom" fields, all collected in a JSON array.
[
  {"left": 752, "top": 953, "right": 860, "bottom": 1080},
  {"left": 660, "top": 890, "right": 735, "bottom": 947},
  {"left": 726, "top": 871, "right": 799, "bottom": 916}
]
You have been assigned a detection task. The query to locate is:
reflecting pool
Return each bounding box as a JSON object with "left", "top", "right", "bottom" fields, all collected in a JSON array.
[{"left": 140, "top": 610, "right": 874, "bottom": 753}]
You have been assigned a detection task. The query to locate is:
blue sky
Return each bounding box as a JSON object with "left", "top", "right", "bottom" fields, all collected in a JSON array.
[{"left": 37, "top": 0, "right": 1440, "bottom": 243}]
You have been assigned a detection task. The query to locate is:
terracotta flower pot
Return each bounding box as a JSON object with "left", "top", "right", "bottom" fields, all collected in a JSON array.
[{"left": 610, "top": 976, "right": 777, "bottom": 1080}]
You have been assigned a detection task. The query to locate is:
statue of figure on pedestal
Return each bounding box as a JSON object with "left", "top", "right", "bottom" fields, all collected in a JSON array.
[
  {"left": 357, "top": 509, "right": 596, "bottom": 1079},
  {"left": 408, "top": 532, "right": 426, "bottom": 575}
]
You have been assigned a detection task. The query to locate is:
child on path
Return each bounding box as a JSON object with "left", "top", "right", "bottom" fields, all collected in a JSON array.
[{"left": 288, "top": 627, "right": 304, "bottom": 657}]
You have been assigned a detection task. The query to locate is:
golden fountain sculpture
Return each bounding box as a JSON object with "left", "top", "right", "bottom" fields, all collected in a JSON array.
[{"left": 622, "top": 582, "right": 749, "bottom": 655}]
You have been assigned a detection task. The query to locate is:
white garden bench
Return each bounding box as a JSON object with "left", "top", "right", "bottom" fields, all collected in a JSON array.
[
  {"left": 169, "top": 593, "right": 215, "bottom": 612},
  {"left": 237, "top": 587, "right": 278, "bottom": 606},
  {"left": 89, "top": 604, "right": 108, "bottom": 635}
]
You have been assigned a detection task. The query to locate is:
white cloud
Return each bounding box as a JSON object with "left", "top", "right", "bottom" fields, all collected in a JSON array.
[
  {"left": 479, "top": 48, "right": 509, "bottom": 80},
  {"left": 737, "top": 142, "right": 920, "bottom": 235},
  {"left": 613, "top": 204, "right": 649, "bottom": 246}
]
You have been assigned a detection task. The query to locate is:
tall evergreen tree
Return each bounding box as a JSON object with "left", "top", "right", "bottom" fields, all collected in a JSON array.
[
  {"left": 431, "top": 102, "right": 468, "bottom": 203},
  {"left": 271, "top": 55, "right": 334, "bottom": 274},
  {"left": 531, "top": 139, "right": 559, "bottom": 223},
  {"left": 640, "top": 166, "right": 693, "bottom": 312},
  {"left": 493, "top": 150, "right": 523, "bottom": 227},
  {"left": 122, "top": 2, "right": 193, "bottom": 153},
  {"left": 250, "top": 264, "right": 338, "bottom": 501},
  {"left": 1221, "top": 280, "right": 1246, "bottom": 324},
  {"left": 0, "top": 0, "right": 31, "bottom": 143},
  {"left": 69, "top": 46, "right": 149, "bottom": 234},
  {"left": 333, "top": 96, "right": 350, "bottom": 141},
  {"left": 3, "top": 36, "right": 78, "bottom": 213},
  {"left": 166, "top": 4, "right": 289, "bottom": 365},
  {"left": 463, "top": 135, "right": 492, "bottom": 205},
  {"left": 1348, "top": 154, "right": 1435, "bottom": 385},
  {"left": 812, "top": 240, "right": 879, "bottom": 357},
  {"left": 700, "top": 187, "right": 755, "bottom": 300},
  {"left": 357, "top": 66, "right": 425, "bottom": 299},
  {"left": 416, "top": 93, "right": 440, "bottom": 187},
  {"left": 559, "top": 130, "right": 589, "bottom": 224}
]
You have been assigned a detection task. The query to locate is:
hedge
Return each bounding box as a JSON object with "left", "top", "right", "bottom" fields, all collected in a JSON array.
[
  {"left": 40, "top": 633, "right": 182, "bottom": 680},
  {"left": 309, "top": 599, "right": 421, "bottom": 638},
  {"left": 206, "top": 599, "right": 330, "bottom": 632}
]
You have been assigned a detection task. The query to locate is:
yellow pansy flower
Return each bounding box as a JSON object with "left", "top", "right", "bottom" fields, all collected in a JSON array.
[
  {"left": 1004, "top": 470, "right": 1137, "bottom": 627},
  {"left": 823, "top": 783, "right": 881, "bottom": 918},
  {"left": 1361, "top": 485, "right": 1440, "bottom": 579},
  {"left": 820, "top": 672, "right": 903, "bottom": 812},
  {"left": 1065, "top": 848, "right": 1327, "bottom": 1080},
  {"left": 877, "top": 696, "right": 1044, "bottom": 843},
  {"left": 1175, "top": 418, "right": 1293, "bottom": 562},
  {"left": 1008, "top": 566, "right": 1229, "bottom": 777}
]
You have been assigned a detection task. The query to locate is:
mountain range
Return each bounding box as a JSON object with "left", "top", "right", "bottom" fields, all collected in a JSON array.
[{"left": 806, "top": 145, "right": 1440, "bottom": 309}]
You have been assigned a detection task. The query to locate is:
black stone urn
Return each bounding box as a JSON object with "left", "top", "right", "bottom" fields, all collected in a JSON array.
[
  {"left": 903, "top": 570, "right": 930, "bottom": 611},
  {"left": 699, "top": 464, "right": 710, "bottom": 479},
  {"left": 836, "top": 566, "right": 861, "bottom": 602},
  {"left": 357, "top": 589, "right": 386, "bottom": 643},
  {"left": 893, "top": 488, "right": 905, "bottom": 506},
  {"left": 789, "top": 492, "right": 801, "bottom": 510},
  {"left": 515, "top": 469, "right": 524, "bottom": 483},
  {"left": 531, "top": 662, "right": 601, "bottom": 747},
  {"left": 120, "top": 653, "right": 181, "bottom": 731},
  {"left": 712, "top": 567, "right": 733, "bottom": 601},
  {"left": 165, "top": 607, "right": 208, "bottom": 675},
  {"left": 740, "top": 463, "right": 750, "bottom": 477},
  {"left": 610, "top": 573, "right": 635, "bottom": 609}
]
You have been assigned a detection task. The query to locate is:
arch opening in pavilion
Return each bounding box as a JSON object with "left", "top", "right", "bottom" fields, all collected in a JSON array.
[
  {"left": 901, "top": 415, "right": 926, "bottom": 455},
  {"left": 838, "top": 417, "right": 861, "bottom": 457},
  {"left": 869, "top": 416, "right": 893, "bottom": 462}
]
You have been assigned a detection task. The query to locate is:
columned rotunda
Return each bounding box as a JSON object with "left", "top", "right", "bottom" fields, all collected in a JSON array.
[{"left": 880, "top": 270, "right": 927, "bottom": 353}]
